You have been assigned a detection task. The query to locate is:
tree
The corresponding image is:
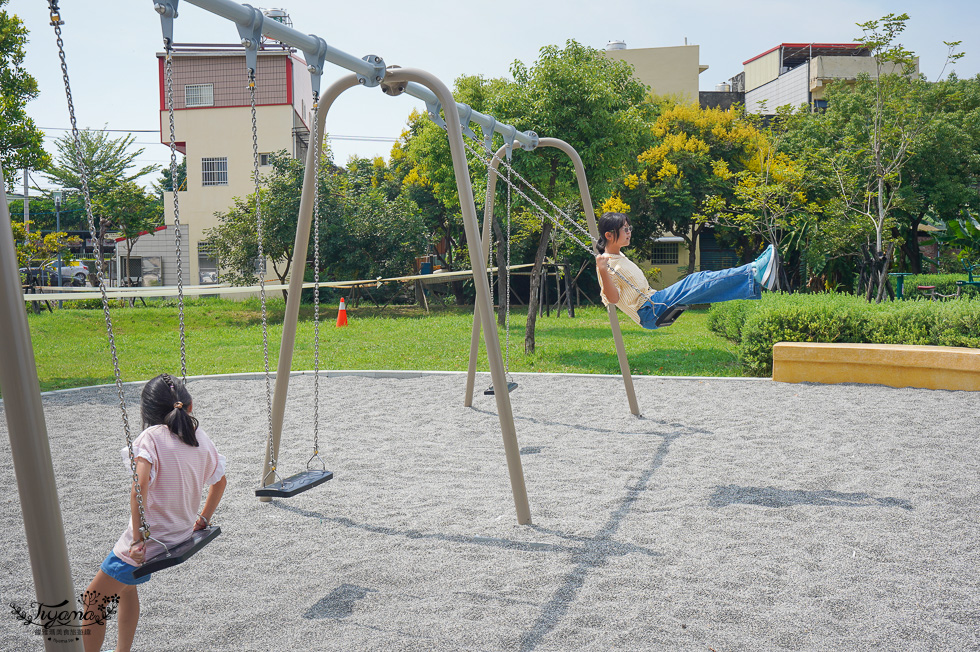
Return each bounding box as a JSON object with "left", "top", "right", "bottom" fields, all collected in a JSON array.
[
  {"left": 0, "top": 0, "right": 48, "bottom": 182},
  {"left": 206, "top": 150, "right": 426, "bottom": 299},
  {"left": 619, "top": 102, "right": 759, "bottom": 274},
  {"left": 823, "top": 13, "right": 963, "bottom": 301},
  {"left": 154, "top": 156, "right": 187, "bottom": 193},
  {"left": 206, "top": 152, "right": 312, "bottom": 294},
  {"left": 43, "top": 129, "right": 158, "bottom": 192},
  {"left": 10, "top": 219, "right": 80, "bottom": 276},
  {"left": 96, "top": 182, "right": 164, "bottom": 279},
  {"left": 706, "top": 107, "right": 817, "bottom": 291}
]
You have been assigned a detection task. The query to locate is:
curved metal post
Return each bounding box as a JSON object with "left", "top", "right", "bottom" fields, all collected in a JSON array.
[
  {"left": 536, "top": 138, "right": 640, "bottom": 415},
  {"left": 464, "top": 144, "right": 508, "bottom": 407},
  {"left": 0, "top": 167, "right": 82, "bottom": 651},
  {"left": 259, "top": 74, "right": 360, "bottom": 500},
  {"left": 386, "top": 69, "right": 531, "bottom": 524}
]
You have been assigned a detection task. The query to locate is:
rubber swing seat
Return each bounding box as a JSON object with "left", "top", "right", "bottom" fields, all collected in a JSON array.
[
  {"left": 132, "top": 526, "right": 221, "bottom": 579},
  {"left": 484, "top": 382, "right": 518, "bottom": 396},
  {"left": 655, "top": 305, "right": 688, "bottom": 327},
  {"left": 255, "top": 469, "right": 333, "bottom": 498}
]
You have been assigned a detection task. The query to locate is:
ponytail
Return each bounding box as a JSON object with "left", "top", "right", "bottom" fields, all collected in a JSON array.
[{"left": 141, "top": 374, "right": 200, "bottom": 447}]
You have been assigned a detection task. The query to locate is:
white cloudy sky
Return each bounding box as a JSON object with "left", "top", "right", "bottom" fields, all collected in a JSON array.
[{"left": 13, "top": 0, "right": 980, "bottom": 190}]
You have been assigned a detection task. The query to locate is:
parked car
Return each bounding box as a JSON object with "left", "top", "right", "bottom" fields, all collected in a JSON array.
[{"left": 19, "top": 262, "right": 90, "bottom": 287}]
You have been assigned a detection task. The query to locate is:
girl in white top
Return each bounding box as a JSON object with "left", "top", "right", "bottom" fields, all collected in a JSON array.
[
  {"left": 596, "top": 212, "right": 776, "bottom": 329},
  {"left": 83, "top": 374, "right": 226, "bottom": 652}
]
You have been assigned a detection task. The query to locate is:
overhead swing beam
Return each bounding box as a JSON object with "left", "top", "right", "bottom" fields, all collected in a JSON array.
[
  {"left": 173, "top": 0, "right": 538, "bottom": 150},
  {"left": 463, "top": 139, "right": 641, "bottom": 416}
]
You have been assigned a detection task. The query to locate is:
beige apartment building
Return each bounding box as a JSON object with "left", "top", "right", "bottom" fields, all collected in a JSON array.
[
  {"left": 130, "top": 43, "right": 313, "bottom": 286},
  {"left": 736, "top": 42, "right": 918, "bottom": 114}
]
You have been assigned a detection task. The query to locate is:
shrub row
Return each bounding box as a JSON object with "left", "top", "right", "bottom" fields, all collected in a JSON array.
[{"left": 707, "top": 292, "right": 980, "bottom": 376}]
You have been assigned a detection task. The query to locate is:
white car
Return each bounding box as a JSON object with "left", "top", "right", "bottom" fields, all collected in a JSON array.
[{"left": 20, "top": 262, "right": 90, "bottom": 286}]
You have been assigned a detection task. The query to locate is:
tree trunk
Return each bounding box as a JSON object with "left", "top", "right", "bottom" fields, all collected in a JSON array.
[
  {"left": 524, "top": 221, "right": 553, "bottom": 355},
  {"left": 875, "top": 243, "right": 895, "bottom": 303}
]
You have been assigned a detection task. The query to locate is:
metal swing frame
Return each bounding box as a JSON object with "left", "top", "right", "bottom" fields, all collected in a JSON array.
[
  {"left": 463, "top": 140, "right": 643, "bottom": 416},
  {"left": 152, "top": 0, "right": 533, "bottom": 522}
]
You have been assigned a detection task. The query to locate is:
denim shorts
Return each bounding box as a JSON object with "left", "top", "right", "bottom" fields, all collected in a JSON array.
[{"left": 101, "top": 551, "right": 151, "bottom": 585}]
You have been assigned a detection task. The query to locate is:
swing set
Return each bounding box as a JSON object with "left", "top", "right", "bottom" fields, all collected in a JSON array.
[{"left": 0, "top": 1, "right": 666, "bottom": 641}]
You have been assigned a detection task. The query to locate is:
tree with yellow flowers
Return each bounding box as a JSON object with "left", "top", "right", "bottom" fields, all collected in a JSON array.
[{"left": 618, "top": 102, "right": 759, "bottom": 274}]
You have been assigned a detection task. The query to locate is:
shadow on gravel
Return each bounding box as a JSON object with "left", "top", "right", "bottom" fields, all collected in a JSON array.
[{"left": 708, "top": 485, "right": 913, "bottom": 510}]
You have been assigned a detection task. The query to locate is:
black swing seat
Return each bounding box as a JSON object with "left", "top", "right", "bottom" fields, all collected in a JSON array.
[
  {"left": 132, "top": 526, "right": 221, "bottom": 579},
  {"left": 655, "top": 304, "right": 688, "bottom": 327},
  {"left": 255, "top": 469, "right": 333, "bottom": 498},
  {"left": 484, "top": 381, "right": 518, "bottom": 396}
]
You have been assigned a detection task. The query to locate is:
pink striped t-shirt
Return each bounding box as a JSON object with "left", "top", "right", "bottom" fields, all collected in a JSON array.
[{"left": 113, "top": 424, "right": 225, "bottom": 566}]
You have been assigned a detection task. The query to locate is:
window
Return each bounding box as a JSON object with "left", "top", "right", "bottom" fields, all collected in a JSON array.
[
  {"left": 259, "top": 153, "right": 271, "bottom": 166},
  {"left": 651, "top": 242, "right": 679, "bottom": 266},
  {"left": 201, "top": 157, "right": 228, "bottom": 186},
  {"left": 197, "top": 242, "right": 218, "bottom": 284},
  {"left": 184, "top": 84, "right": 214, "bottom": 107}
]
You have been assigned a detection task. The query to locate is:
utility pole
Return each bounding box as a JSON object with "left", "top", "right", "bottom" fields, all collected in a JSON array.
[{"left": 22, "top": 166, "right": 29, "bottom": 232}]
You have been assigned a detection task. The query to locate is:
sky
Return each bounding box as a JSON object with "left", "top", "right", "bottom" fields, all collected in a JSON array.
[{"left": 12, "top": 0, "right": 980, "bottom": 192}]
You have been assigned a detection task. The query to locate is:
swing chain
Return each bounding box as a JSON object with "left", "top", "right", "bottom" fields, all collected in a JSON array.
[
  {"left": 311, "top": 93, "right": 323, "bottom": 466},
  {"left": 250, "top": 68, "right": 278, "bottom": 486},
  {"left": 49, "top": 8, "right": 148, "bottom": 537},
  {"left": 504, "top": 165, "right": 513, "bottom": 378},
  {"left": 166, "top": 49, "right": 187, "bottom": 381}
]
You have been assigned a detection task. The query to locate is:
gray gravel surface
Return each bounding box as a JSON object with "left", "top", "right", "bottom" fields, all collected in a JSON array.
[{"left": 1, "top": 372, "right": 977, "bottom": 651}]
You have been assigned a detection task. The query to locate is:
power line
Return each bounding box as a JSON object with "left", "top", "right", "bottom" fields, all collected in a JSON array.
[{"left": 40, "top": 126, "right": 399, "bottom": 143}]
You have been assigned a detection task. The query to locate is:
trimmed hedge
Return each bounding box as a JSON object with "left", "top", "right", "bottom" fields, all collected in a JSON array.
[{"left": 707, "top": 293, "right": 980, "bottom": 376}]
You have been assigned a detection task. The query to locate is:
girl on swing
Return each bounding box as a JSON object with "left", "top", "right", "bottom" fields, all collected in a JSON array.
[
  {"left": 83, "top": 374, "right": 226, "bottom": 652},
  {"left": 595, "top": 212, "right": 777, "bottom": 329}
]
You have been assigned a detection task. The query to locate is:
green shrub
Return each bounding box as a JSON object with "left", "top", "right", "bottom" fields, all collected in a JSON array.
[{"left": 708, "top": 293, "right": 980, "bottom": 376}]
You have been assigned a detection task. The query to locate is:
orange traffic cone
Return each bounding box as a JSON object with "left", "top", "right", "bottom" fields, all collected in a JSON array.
[{"left": 336, "top": 297, "right": 348, "bottom": 327}]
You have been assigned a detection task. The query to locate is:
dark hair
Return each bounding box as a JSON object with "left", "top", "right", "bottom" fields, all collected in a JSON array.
[
  {"left": 141, "top": 374, "right": 199, "bottom": 447},
  {"left": 596, "top": 212, "right": 630, "bottom": 254}
]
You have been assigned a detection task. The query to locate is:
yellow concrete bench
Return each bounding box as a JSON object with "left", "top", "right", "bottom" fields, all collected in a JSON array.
[{"left": 772, "top": 342, "right": 980, "bottom": 391}]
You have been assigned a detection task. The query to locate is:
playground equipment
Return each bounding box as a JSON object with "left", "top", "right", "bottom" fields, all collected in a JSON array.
[{"left": 461, "top": 139, "right": 655, "bottom": 415}]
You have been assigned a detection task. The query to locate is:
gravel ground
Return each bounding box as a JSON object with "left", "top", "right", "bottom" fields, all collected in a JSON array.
[{"left": 1, "top": 371, "right": 978, "bottom": 651}]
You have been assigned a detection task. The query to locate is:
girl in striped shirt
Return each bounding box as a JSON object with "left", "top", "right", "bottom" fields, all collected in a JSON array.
[{"left": 596, "top": 212, "right": 776, "bottom": 329}]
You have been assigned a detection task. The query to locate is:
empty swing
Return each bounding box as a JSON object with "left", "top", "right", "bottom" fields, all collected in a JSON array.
[
  {"left": 244, "top": 41, "right": 332, "bottom": 498},
  {"left": 48, "top": 1, "right": 220, "bottom": 577}
]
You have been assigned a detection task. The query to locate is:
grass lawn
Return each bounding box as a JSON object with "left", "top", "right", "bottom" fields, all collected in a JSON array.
[{"left": 23, "top": 298, "right": 744, "bottom": 391}]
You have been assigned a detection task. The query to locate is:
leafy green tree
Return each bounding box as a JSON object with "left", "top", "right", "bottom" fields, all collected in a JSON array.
[
  {"left": 890, "top": 75, "right": 980, "bottom": 272},
  {"left": 154, "top": 157, "right": 187, "bottom": 193},
  {"left": 823, "top": 13, "right": 964, "bottom": 301},
  {"left": 0, "top": 0, "right": 48, "bottom": 183},
  {"left": 206, "top": 150, "right": 426, "bottom": 299},
  {"left": 43, "top": 129, "right": 158, "bottom": 192},
  {"left": 95, "top": 182, "right": 164, "bottom": 278}
]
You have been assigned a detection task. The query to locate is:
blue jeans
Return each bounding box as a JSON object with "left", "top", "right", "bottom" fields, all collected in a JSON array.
[{"left": 636, "top": 262, "right": 760, "bottom": 330}]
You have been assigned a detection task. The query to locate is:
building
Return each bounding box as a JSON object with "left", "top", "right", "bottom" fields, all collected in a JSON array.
[
  {"left": 602, "top": 41, "right": 708, "bottom": 104},
  {"left": 129, "top": 37, "right": 313, "bottom": 286},
  {"left": 734, "top": 42, "right": 918, "bottom": 115}
]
